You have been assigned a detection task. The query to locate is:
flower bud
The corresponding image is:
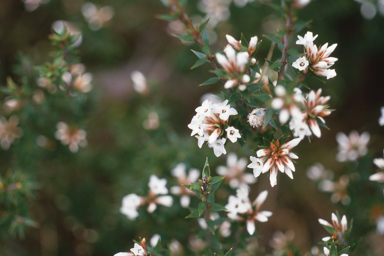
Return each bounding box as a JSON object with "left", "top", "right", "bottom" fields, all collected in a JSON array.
[
  {"left": 242, "top": 74, "right": 250, "bottom": 83},
  {"left": 251, "top": 58, "right": 256, "bottom": 65}
]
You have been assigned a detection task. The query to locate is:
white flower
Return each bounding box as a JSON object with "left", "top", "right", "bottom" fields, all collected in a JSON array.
[
  {"left": 0, "top": 116, "right": 23, "bottom": 150},
  {"left": 377, "top": 216, "right": 384, "bottom": 234},
  {"left": 214, "top": 100, "right": 238, "bottom": 121},
  {"left": 318, "top": 213, "right": 348, "bottom": 242},
  {"left": 81, "top": 2, "right": 114, "bottom": 31},
  {"left": 226, "top": 34, "right": 241, "bottom": 51},
  {"left": 247, "top": 156, "right": 264, "bottom": 178},
  {"left": 379, "top": 106, "right": 384, "bottom": 126},
  {"left": 54, "top": 122, "right": 87, "bottom": 153},
  {"left": 336, "top": 131, "right": 370, "bottom": 162},
  {"left": 306, "top": 163, "right": 333, "bottom": 181},
  {"left": 208, "top": 138, "right": 227, "bottom": 157},
  {"left": 248, "top": 36, "right": 258, "bottom": 55},
  {"left": 289, "top": 115, "right": 312, "bottom": 140},
  {"left": 226, "top": 126, "right": 241, "bottom": 143},
  {"left": 292, "top": 56, "right": 309, "bottom": 71},
  {"left": 120, "top": 193, "right": 142, "bottom": 220},
  {"left": 369, "top": 150, "right": 384, "bottom": 182},
  {"left": 170, "top": 163, "right": 200, "bottom": 207},
  {"left": 148, "top": 175, "right": 168, "bottom": 195},
  {"left": 323, "top": 247, "right": 348, "bottom": 256},
  {"left": 150, "top": 234, "right": 161, "bottom": 247},
  {"left": 217, "top": 153, "right": 256, "bottom": 189},
  {"left": 131, "top": 243, "right": 145, "bottom": 255}
]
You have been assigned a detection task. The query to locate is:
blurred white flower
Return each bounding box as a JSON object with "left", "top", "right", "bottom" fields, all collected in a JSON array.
[
  {"left": 170, "top": 163, "right": 200, "bottom": 208},
  {"left": 369, "top": 150, "right": 384, "bottom": 182},
  {"left": 271, "top": 86, "right": 303, "bottom": 124},
  {"left": 198, "top": 0, "right": 230, "bottom": 28},
  {"left": 150, "top": 234, "right": 161, "bottom": 247},
  {"left": 143, "top": 112, "right": 159, "bottom": 130},
  {"left": 233, "top": 0, "right": 254, "bottom": 7},
  {"left": 292, "top": 0, "right": 311, "bottom": 9},
  {"left": 148, "top": 175, "right": 168, "bottom": 195},
  {"left": 0, "top": 116, "right": 23, "bottom": 150},
  {"left": 360, "top": 1, "right": 377, "bottom": 20},
  {"left": 379, "top": 106, "right": 384, "bottom": 126},
  {"left": 319, "top": 175, "right": 350, "bottom": 205},
  {"left": 52, "top": 20, "right": 82, "bottom": 47},
  {"left": 318, "top": 213, "right": 348, "bottom": 242},
  {"left": 377, "top": 215, "right": 384, "bottom": 234},
  {"left": 22, "top": 0, "right": 50, "bottom": 12},
  {"left": 306, "top": 163, "right": 334, "bottom": 181},
  {"left": 336, "top": 131, "right": 370, "bottom": 162},
  {"left": 120, "top": 193, "right": 143, "bottom": 220},
  {"left": 82, "top": 2, "right": 114, "bottom": 31},
  {"left": 217, "top": 153, "right": 256, "bottom": 189},
  {"left": 55, "top": 122, "right": 87, "bottom": 153},
  {"left": 270, "top": 230, "right": 295, "bottom": 255},
  {"left": 131, "top": 71, "right": 149, "bottom": 95}
]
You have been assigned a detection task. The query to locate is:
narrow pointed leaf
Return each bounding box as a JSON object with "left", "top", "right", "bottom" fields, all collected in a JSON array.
[
  {"left": 200, "top": 77, "right": 220, "bottom": 86},
  {"left": 211, "top": 203, "right": 226, "bottom": 211},
  {"left": 191, "top": 49, "right": 206, "bottom": 59},
  {"left": 199, "top": 19, "right": 210, "bottom": 33},
  {"left": 202, "top": 157, "right": 210, "bottom": 178},
  {"left": 209, "top": 176, "right": 224, "bottom": 185},
  {"left": 202, "top": 29, "right": 209, "bottom": 45},
  {"left": 206, "top": 219, "right": 215, "bottom": 234},
  {"left": 198, "top": 202, "right": 207, "bottom": 216},
  {"left": 228, "top": 93, "right": 241, "bottom": 104},
  {"left": 263, "top": 108, "right": 275, "bottom": 127},
  {"left": 186, "top": 209, "right": 199, "bottom": 218},
  {"left": 264, "top": 34, "right": 281, "bottom": 44},
  {"left": 191, "top": 58, "right": 209, "bottom": 69},
  {"left": 175, "top": 34, "right": 194, "bottom": 42},
  {"left": 156, "top": 14, "right": 176, "bottom": 20}
]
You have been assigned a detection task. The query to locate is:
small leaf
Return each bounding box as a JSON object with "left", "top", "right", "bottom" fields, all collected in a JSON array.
[
  {"left": 294, "top": 20, "right": 310, "bottom": 33},
  {"left": 330, "top": 243, "right": 337, "bottom": 256},
  {"left": 202, "top": 29, "right": 209, "bottom": 46},
  {"left": 269, "top": 61, "right": 283, "bottom": 70},
  {"left": 198, "top": 202, "right": 207, "bottom": 216},
  {"left": 287, "top": 56, "right": 299, "bottom": 64},
  {"left": 200, "top": 77, "right": 220, "bottom": 86},
  {"left": 287, "top": 48, "right": 301, "bottom": 57},
  {"left": 209, "top": 176, "right": 224, "bottom": 185},
  {"left": 321, "top": 224, "right": 336, "bottom": 234},
  {"left": 210, "top": 178, "right": 223, "bottom": 193},
  {"left": 175, "top": 34, "right": 194, "bottom": 42},
  {"left": 191, "top": 58, "right": 209, "bottom": 69},
  {"left": 247, "top": 82, "right": 264, "bottom": 92},
  {"left": 338, "top": 247, "right": 350, "bottom": 254},
  {"left": 263, "top": 108, "right": 275, "bottom": 127},
  {"left": 186, "top": 209, "right": 199, "bottom": 218},
  {"left": 228, "top": 93, "right": 241, "bottom": 104},
  {"left": 156, "top": 14, "right": 176, "bottom": 20},
  {"left": 206, "top": 219, "right": 215, "bottom": 234},
  {"left": 268, "top": 3, "right": 284, "bottom": 12},
  {"left": 316, "top": 117, "right": 329, "bottom": 129},
  {"left": 199, "top": 19, "right": 210, "bottom": 33},
  {"left": 252, "top": 93, "right": 271, "bottom": 103},
  {"left": 211, "top": 69, "right": 226, "bottom": 78},
  {"left": 264, "top": 34, "right": 281, "bottom": 44},
  {"left": 245, "top": 100, "right": 258, "bottom": 108},
  {"left": 191, "top": 49, "right": 206, "bottom": 59},
  {"left": 202, "top": 44, "right": 211, "bottom": 55},
  {"left": 224, "top": 248, "right": 233, "bottom": 256},
  {"left": 210, "top": 203, "right": 226, "bottom": 211},
  {"left": 202, "top": 157, "right": 210, "bottom": 178}
]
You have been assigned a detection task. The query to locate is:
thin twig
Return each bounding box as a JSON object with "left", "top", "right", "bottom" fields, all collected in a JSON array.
[{"left": 277, "top": 8, "right": 293, "bottom": 81}]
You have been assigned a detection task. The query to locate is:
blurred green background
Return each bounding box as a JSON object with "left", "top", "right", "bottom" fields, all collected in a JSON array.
[{"left": 1, "top": 0, "right": 384, "bottom": 255}]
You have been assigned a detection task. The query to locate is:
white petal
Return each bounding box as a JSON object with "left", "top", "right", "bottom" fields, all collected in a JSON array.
[{"left": 246, "top": 219, "right": 256, "bottom": 235}]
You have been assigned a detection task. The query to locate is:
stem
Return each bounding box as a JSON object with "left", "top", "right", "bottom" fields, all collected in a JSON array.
[
  {"left": 277, "top": 8, "right": 293, "bottom": 81},
  {"left": 261, "top": 42, "right": 275, "bottom": 82}
]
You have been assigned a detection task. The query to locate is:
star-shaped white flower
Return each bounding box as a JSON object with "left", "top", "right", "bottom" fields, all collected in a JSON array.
[
  {"left": 226, "top": 126, "right": 241, "bottom": 143},
  {"left": 208, "top": 138, "right": 227, "bottom": 157},
  {"left": 292, "top": 56, "right": 309, "bottom": 71},
  {"left": 148, "top": 175, "right": 168, "bottom": 195},
  {"left": 130, "top": 243, "right": 146, "bottom": 255}
]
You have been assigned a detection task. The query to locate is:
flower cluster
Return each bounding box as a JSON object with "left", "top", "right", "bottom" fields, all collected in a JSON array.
[
  {"left": 293, "top": 31, "right": 338, "bottom": 79},
  {"left": 81, "top": 2, "right": 114, "bottom": 31},
  {"left": 290, "top": 88, "right": 332, "bottom": 139},
  {"left": 215, "top": 34, "right": 258, "bottom": 90},
  {"left": 271, "top": 86, "right": 303, "bottom": 124},
  {"left": 55, "top": 122, "right": 87, "bottom": 153},
  {"left": 225, "top": 188, "right": 272, "bottom": 235},
  {"left": 120, "top": 175, "right": 173, "bottom": 220},
  {"left": 318, "top": 213, "right": 349, "bottom": 242},
  {"left": 62, "top": 64, "right": 93, "bottom": 93},
  {"left": 319, "top": 175, "right": 351, "bottom": 205},
  {"left": 188, "top": 99, "right": 239, "bottom": 157},
  {"left": 248, "top": 138, "right": 300, "bottom": 187},
  {"left": 247, "top": 108, "right": 266, "bottom": 128},
  {"left": 336, "top": 130, "right": 370, "bottom": 162}
]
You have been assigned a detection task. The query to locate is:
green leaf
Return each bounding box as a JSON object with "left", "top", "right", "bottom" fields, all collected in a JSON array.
[
  {"left": 206, "top": 219, "right": 215, "bottom": 234},
  {"left": 211, "top": 69, "right": 226, "bottom": 78},
  {"left": 269, "top": 118, "right": 277, "bottom": 129},
  {"left": 175, "top": 34, "right": 194, "bottom": 42},
  {"left": 192, "top": 188, "right": 202, "bottom": 199},
  {"left": 200, "top": 77, "right": 220, "bottom": 86},
  {"left": 264, "top": 34, "right": 281, "bottom": 44},
  {"left": 202, "top": 44, "right": 211, "bottom": 55},
  {"left": 156, "top": 14, "right": 176, "bottom": 20},
  {"left": 287, "top": 56, "right": 299, "bottom": 64},
  {"left": 263, "top": 108, "right": 275, "bottom": 127},
  {"left": 240, "top": 33, "right": 249, "bottom": 47},
  {"left": 228, "top": 93, "right": 241, "bottom": 104},
  {"left": 202, "top": 157, "right": 210, "bottom": 178},
  {"left": 207, "top": 192, "right": 215, "bottom": 204},
  {"left": 198, "top": 202, "right": 207, "bottom": 216},
  {"left": 252, "top": 92, "right": 271, "bottom": 103},
  {"left": 202, "top": 29, "right": 209, "bottom": 46},
  {"left": 199, "top": 19, "right": 210, "bottom": 33},
  {"left": 224, "top": 249, "right": 233, "bottom": 256},
  {"left": 186, "top": 209, "right": 199, "bottom": 218},
  {"left": 210, "top": 177, "right": 223, "bottom": 193},
  {"left": 316, "top": 117, "right": 329, "bottom": 129},
  {"left": 245, "top": 99, "right": 258, "bottom": 108},
  {"left": 191, "top": 58, "right": 209, "bottom": 69},
  {"left": 287, "top": 48, "right": 301, "bottom": 57},
  {"left": 294, "top": 20, "right": 310, "bottom": 33},
  {"left": 330, "top": 243, "right": 337, "bottom": 256},
  {"left": 247, "top": 82, "right": 264, "bottom": 92},
  {"left": 210, "top": 203, "right": 226, "bottom": 211},
  {"left": 338, "top": 247, "right": 350, "bottom": 254},
  {"left": 209, "top": 176, "right": 224, "bottom": 185},
  {"left": 269, "top": 61, "right": 283, "bottom": 70},
  {"left": 191, "top": 49, "right": 206, "bottom": 59},
  {"left": 321, "top": 224, "right": 336, "bottom": 234}
]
